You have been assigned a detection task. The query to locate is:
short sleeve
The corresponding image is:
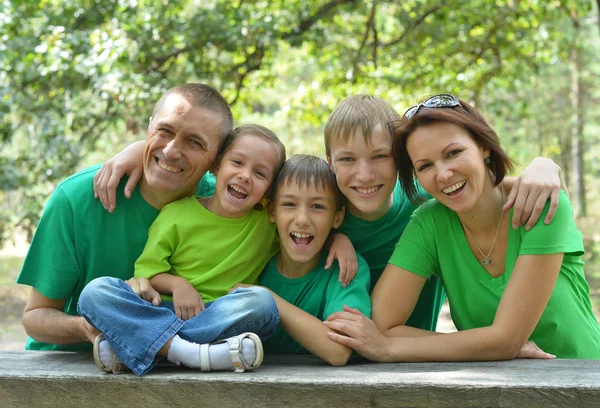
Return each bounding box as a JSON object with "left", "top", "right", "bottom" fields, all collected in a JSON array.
[
  {"left": 388, "top": 209, "right": 439, "bottom": 279},
  {"left": 519, "top": 191, "right": 584, "bottom": 257},
  {"left": 16, "top": 187, "right": 80, "bottom": 299},
  {"left": 323, "top": 255, "right": 371, "bottom": 319},
  {"left": 134, "top": 207, "right": 179, "bottom": 279}
]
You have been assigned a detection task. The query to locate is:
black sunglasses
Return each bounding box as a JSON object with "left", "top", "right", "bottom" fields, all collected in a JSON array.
[{"left": 403, "top": 94, "right": 461, "bottom": 119}]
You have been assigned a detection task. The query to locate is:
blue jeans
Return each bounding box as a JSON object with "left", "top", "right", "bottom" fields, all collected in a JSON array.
[{"left": 77, "top": 277, "right": 279, "bottom": 376}]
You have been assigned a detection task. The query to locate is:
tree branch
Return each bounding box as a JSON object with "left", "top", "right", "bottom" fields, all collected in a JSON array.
[
  {"left": 229, "top": 46, "right": 266, "bottom": 106},
  {"left": 352, "top": 1, "right": 377, "bottom": 74},
  {"left": 281, "top": 0, "right": 357, "bottom": 39},
  {"left": 382, "top": 4, "right": 442, "bottom": 47}
]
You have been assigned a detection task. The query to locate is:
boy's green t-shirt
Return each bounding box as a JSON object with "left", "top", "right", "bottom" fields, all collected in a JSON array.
[
  {"left": 135, "top": 196, "right": 279, "bottom": 303},
  {"left": 259, "top": 252, "right": 371, "bottom": 354},
  {"left": 390, "top": 192, "right": 600, "bottom": 359},
  {"left": 16, "top": 165, "right": 160, "bottom": 351},
  {"left": 337, "top": 181, "right": 446, "bottom": 331}
]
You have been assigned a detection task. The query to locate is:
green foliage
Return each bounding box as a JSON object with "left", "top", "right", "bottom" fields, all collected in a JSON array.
[{"left": 1, "top": 0, "right": 599, "bottom": 245}]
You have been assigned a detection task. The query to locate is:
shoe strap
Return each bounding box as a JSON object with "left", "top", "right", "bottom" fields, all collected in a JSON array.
[
  {"left": 227, "top": 337, "right": 246, "bottom": 373},
  {"left": 200, "top": 343, "right": 211, "bottom": 372}
]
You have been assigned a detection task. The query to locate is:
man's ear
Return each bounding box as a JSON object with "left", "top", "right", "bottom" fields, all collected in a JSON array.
[
  {"left": 326, "top": 155, "right": 335, "bottom": 173},
  {"left": 332, "top": 205, "right": 345, "bottom": 229}
]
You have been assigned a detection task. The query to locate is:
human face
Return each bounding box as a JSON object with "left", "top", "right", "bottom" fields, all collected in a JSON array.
[
  {"left": 142, "top": 93, "right": 225, "bottom": 209},
  {"left": 327, "top": 123, "right": 397, "bottom": 221},
  {"left": 270, "top": 180, "right": 344, "bottom": 268},
  {"left": 406, "top": 122, "right": 491, "bottom": 215},
  {"left": 210, "top": 134, "right": 280, "bottom": 218}
]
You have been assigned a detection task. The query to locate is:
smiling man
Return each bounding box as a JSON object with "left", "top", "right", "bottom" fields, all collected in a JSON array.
[{"left": 17, "top": 84, "right": 233, "bottom": 351}]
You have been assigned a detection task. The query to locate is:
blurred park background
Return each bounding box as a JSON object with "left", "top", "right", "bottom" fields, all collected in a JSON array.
[{"left": 1, "top": 0, "right": 600, "bottom": 350}]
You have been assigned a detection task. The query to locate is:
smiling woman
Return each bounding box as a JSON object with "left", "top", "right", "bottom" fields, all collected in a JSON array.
[{"left": 324, "top": 95, "right": 600, "bottom": 361}]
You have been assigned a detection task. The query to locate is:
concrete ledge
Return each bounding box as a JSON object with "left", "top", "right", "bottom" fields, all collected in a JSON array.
[{"left": 1, "top": 351, "right": 599, "bottom": 407}]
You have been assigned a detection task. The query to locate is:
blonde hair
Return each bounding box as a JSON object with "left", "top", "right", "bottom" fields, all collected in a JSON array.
[{"left": 324, "top": 95, "right": 400, "bottom": 155}]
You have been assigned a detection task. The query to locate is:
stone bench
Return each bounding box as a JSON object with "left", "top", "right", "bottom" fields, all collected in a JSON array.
[{"left": 1, "top": 351, "right": 598, "bottom": 407}]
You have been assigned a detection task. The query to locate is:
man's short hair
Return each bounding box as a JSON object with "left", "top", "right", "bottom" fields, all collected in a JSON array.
[
  {"left": 270, "top": 154, "right": 345, "bottom": 211},
  {"left": 324, "top": 94, "right": 400, "bottom": 156},
  {"left": 151, "top": 83, "right": 234, "bottom": 141}
]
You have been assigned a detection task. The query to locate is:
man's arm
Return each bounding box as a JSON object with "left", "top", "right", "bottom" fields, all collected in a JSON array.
[{"left": 22, "top": 288, "right": 98, "bottom": 345}]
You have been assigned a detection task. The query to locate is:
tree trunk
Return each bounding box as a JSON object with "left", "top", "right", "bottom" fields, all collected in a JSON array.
[{"left": 570, "top": 44, "right": 586, "bottom": 217}]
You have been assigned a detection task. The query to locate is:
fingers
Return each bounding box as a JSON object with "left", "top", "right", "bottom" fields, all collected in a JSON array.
[
  {"left": 343, "top": 305, "right": 362, "bottom": 315},
  {"left": 124, "top": 166, "right": 143, "bottom": 199},
  {"left": 342, "top": 260, "right": 358, "bottom": 286},
  {"left": 325, "top": 251, "right": 334, "bottom": 270},
  {"left": 503, "top": 178, "right": 519, "bottom": 212},
  {"left": 326, "top": 331, "right": 357, "bottom": 348},
  {"left": 545, "top": 187, "right": 560, "bottom": 224},
  {"left": 93, "top": 167, "right": 104, "bottom": 199},
  {"left": 325, "top": 310, "right": 360, "bottom": 322},
  {"left": 125, "top": 278, "right": 142, "bottom": 297},
  {"left": 524, "top": 191, "right": 548, "bottom": 231},
  {"left": 338, "top": 262, "right": 348, "bottom": 287}
]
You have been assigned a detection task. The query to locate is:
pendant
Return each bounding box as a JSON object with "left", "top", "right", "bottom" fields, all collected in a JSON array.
[{"left": 481, "top": 258, "right": 492, "bottom": 266}]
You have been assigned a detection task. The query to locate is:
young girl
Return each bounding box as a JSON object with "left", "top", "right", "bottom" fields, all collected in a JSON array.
[
  {"left": 78, "top": 125, "right": 287, "bottom": 375},
  {"left": 325, "top": 95, "right": 600, "bottom": 360}
]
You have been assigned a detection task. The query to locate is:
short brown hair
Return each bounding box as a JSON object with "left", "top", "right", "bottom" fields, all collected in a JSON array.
[
  {"left": 216, "top": 124, "right": 287, "bottom": 177},
  {"left": 324, "top": 95, "right": 400, "bottom": 156},
  {"left": 389, "top": 98, "right": 514, "bottom": 203},
  {"left": 270, "top": 154, "right": 345, "bottom": 211},
  {"left": 152, "top": 83, "right": 233, "bottom": 141}
]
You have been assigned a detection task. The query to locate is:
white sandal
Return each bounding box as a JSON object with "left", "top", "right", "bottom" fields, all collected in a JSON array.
[
  {"left": 93, "top": 334, "right": 126, "bottom": 374},
  {"left": 199, "top": 332, "right": 264, "bottom": 373}
]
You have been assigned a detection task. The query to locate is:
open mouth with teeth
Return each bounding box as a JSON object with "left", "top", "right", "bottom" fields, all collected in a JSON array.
[
  {"left": 227, "top": 184, "right": 248, "bottom": 201},
  {"left": 290, "top": 232, "right": 314, "bottom": 247},
  {"left": 442, "top": 180, "right": 466, "bottom": 196},
  {"left": 353, "top": 185, "right": 381, "bottom": 195},
  {"left": 156, "top": 158, "right": 183, "bottom": 173}
]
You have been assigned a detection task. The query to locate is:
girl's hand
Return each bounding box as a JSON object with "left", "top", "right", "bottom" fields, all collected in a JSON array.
[
  {"left": 172, "top": 280, "right": 205, "bottom": 320},
  {"left": 125, "top": 277, "right": 162, "bottom": 306},
  {"left": 324, "top": 305, "right": 391, "bottom": 362},
  {"left": 93, "top": 141, "right": 145, "bottom": 213},
  {"left": 326, "top": 233, "right": 358, "bottom": 287}
]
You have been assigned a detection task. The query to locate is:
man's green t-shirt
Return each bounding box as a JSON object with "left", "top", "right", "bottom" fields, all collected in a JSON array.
[
  {"left": 16, "top": 165, "right": 160, "bottom": 351},
  {"left": 259, "top": 252, "right": 371, "bottom": 354},
  {"left": 390, "top": 192, "right": 600, "bottom": 359},
  {"left": 135, "top": 196, "right": 279, "bottom": 303},
  {"left": 337, "top": 181, "right": 446, "bottom": 331}
]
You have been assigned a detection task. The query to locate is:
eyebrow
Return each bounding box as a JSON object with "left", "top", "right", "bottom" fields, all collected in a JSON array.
[
  {"left": 278, "top": 193, "right": 330, "bottom": 202},
  {"left": 412, "top": 143, "right": 464, "bottom": 167},
  {"left": 155, "top": 120, "right": 209, "bottom": 147}
]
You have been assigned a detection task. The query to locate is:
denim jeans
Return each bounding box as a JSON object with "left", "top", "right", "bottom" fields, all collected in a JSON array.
[{"left": 77, "top": 277, "right": 279, "bottom": 376}]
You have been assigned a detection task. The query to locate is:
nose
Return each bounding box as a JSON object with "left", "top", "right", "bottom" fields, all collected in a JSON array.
[
  {"left": 435, "top": 163, "right": 454, "bottom": 183},
  {"left": 163, "top": 137, "right": 183, "bottom": 160},
  {"left": 355, "top": 160, "right": 375, "bottom": 182},
  {"left": 237, "top": 167, "right": 251, "bottom": 182},
  {"left": 295, "top": 206, "right": 309, "bottom": 225}
]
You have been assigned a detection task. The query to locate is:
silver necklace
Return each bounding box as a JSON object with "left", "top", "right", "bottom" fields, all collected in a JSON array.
[{"left": 461, "top": 183, "right": 505, "bottom": 266}]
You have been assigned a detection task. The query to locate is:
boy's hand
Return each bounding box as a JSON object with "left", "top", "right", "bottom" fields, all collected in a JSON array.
[
  {"left": 325, "top": 233, "right": 358, "bottom": 287},
  {"left": 93, "top": 141, "right": 145, "bottom": 213},
  {"left": 125, "top": 277, "right": 161, "bottom": 306},
  {"left": 172, "top": 280, "right": 205, "bottom": 320},
  {"left": 503, "top": 157, "right": 561, "bottom": 231},
  {"left": 324, "top": 305, "right": 391, "bottom": 362}
]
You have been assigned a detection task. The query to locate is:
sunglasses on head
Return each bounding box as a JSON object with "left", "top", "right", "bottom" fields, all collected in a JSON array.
[{"left": 403, "top": 94, "right": 461, "bottom": 119}]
